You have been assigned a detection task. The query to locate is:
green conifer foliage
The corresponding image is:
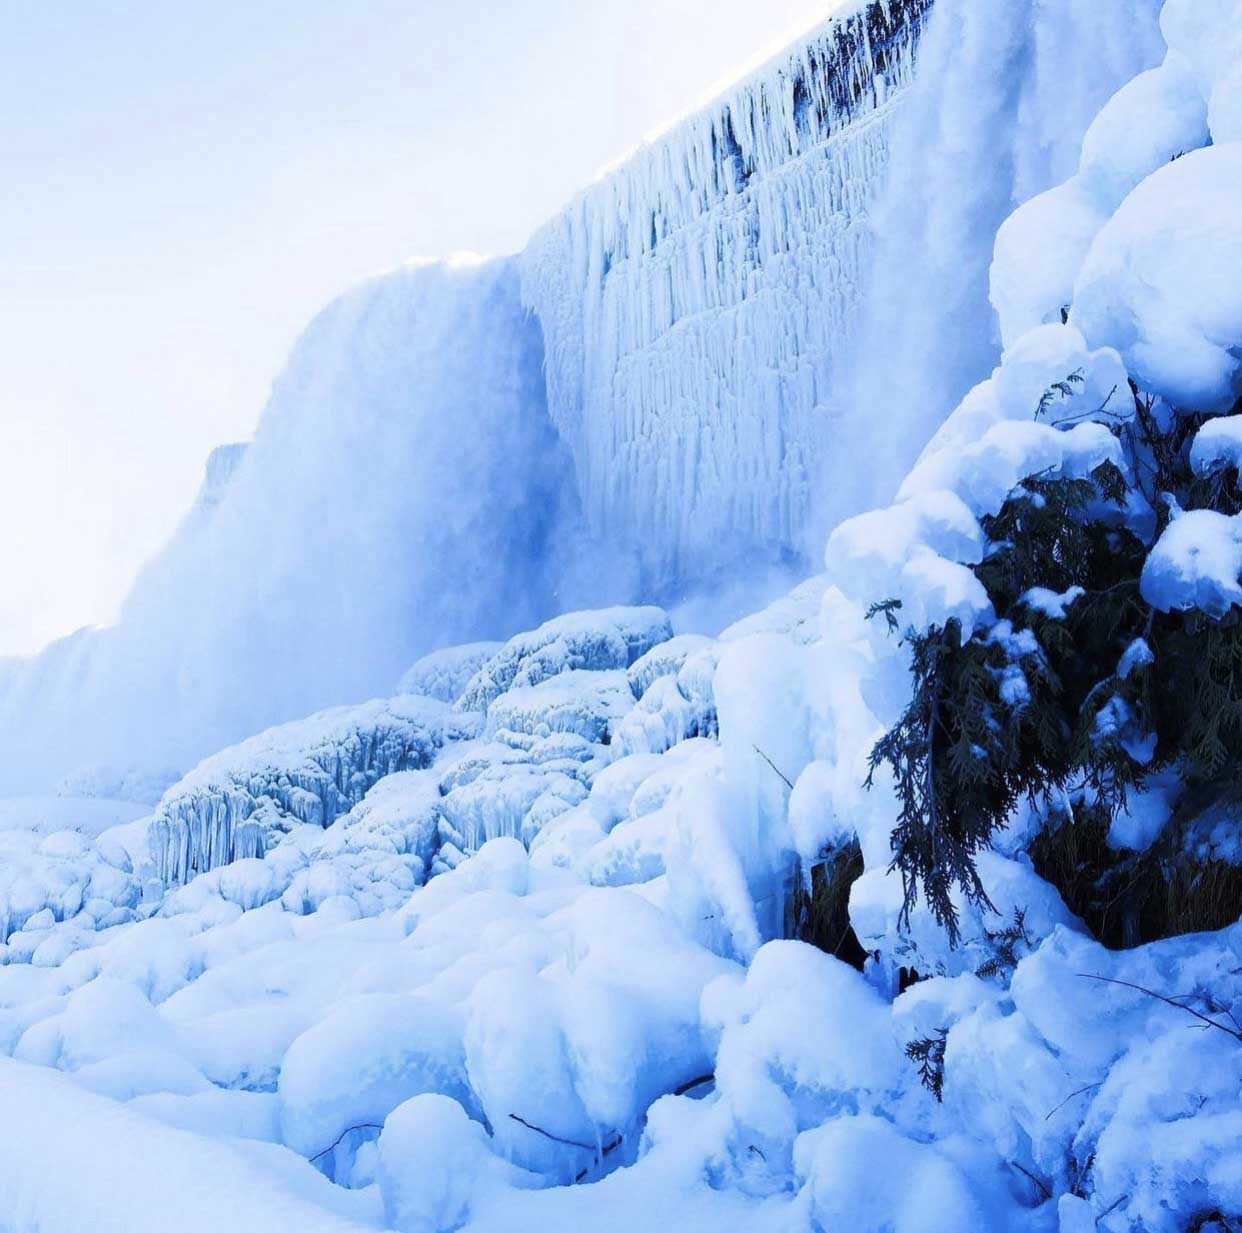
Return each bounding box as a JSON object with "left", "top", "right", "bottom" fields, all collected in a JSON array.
[{"left": 869, "top": 380, "right": 1242, "bottom": 948}]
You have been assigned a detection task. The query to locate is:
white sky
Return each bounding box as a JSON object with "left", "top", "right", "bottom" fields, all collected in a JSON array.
[{"left": 0, "top": 0, "right": 838, "bottom": 658}]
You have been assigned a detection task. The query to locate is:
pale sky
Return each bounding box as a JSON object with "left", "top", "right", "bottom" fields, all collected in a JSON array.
[{"left": 0, "top": 0, "right": 837, "bottom": 658}]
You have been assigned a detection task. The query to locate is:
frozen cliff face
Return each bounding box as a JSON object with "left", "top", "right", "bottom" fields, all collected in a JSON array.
[
  {"left": 521, "top": 0, "right": 933, "bottom": 588},
  {"left": 0, "top": 257, "right": 615, "bottom": 795}
]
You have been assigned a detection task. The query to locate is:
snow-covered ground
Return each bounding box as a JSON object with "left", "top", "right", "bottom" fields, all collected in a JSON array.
[{"left": 3, "top": 0, "right": 1242, "bottom": 1229}]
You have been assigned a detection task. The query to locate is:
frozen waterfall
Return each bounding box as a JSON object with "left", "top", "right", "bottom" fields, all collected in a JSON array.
[
  {"left": 521, "top": 0, "right": 934, "bottom": 587},
  {"left": 0, "top": 257, "right": 609, "bottom": 794},
  {"left": 0, "top": 0, "right": 1172, "bottom": 797}
]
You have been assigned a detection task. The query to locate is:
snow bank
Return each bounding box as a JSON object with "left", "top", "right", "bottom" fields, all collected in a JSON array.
[{"left": 0, "top": 1057, "right": 379, "bottom": 1233}]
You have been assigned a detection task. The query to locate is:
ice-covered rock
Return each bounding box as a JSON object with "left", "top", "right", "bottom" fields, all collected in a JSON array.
[
  {"left": 611, "top": 675, "right": 714, "bottom": 760},
  {"left": 485, "top": 670, "right": 636, "bottom": 746},
  {"left": 396, "top": 642, "right": 503, "bottom": 704},
  {"left": 457, "top": 607, "right": 672, "bottom": 713},
  {"left": 151, "top": 696, "right": 479, "bottom": 885},
  {"left": 626, "top": 634, "right": 715, "bottom": 700},
  {"left": 0, "top": 828, "right": 141, "bottom": 948}
]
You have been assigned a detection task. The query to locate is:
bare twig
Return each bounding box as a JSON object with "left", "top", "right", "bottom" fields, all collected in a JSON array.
[
  {"left": 509, "top": 1113, "right": 619, "bottom": 1153},
  {"left": 1045, "top": 1082, "right": 1103, "bottom": 1121},
  {"left": 673, "top": 1073, "right": 715, "bottom": 1097},
  {"left": 1098, "top": 1194, "right": 1128, "bottom": 1220},
  {"left": 753, "top": 746, "right": 794, "bottom": 791},
  {"left": 310, "top": 1122, "right": 383, "bottom": 1164},
  {"left": 1008, "top": 1160, "right": 1053, "bottom": 1202},
  {"left": 1079, "top": 974, "right": 1242, "bottom": 1043}
]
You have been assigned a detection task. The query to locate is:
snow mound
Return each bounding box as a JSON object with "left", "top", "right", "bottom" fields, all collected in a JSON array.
[
  {"left": 1141, "top": 508, "right": 1242, "bottom": 617},
  {"left": 1074, "top": 145, "right": 1242, "bottom": 411}
]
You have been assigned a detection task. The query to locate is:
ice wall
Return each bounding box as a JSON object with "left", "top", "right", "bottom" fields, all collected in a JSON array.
[
  {"left": 0, "top": 257, "right": 613, "bottom": 794},
  {"left": 521, "top": 0, "right": 933, "bottom": 588}
]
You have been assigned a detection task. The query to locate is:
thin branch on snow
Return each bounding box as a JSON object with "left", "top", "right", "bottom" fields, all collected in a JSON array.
[
  {"left": 1078, "top": 974, "right": 1242, "bottom": 1043},
  {"left": 508, "top": 1113, "right": 621, "bottom": 1155},
  {"left": 1045, "top": 1082, "right": 1103, "bottom": 1121},
  {"left": 310, "top": 1122, "right": 384, "bottom": 1164},
  {"left": 1008, "top": 1161, "right": 1052, "bottom": 1202},
  {"left": 753, "top": 746, "right": 794, "bottom": 790}
]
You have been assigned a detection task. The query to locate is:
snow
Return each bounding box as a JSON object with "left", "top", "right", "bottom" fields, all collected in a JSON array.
[
  {"left": 1141, "top": 508, "right": 1242, "bottom": 617},
  {"left": 1073, "top": 145, "right": 1242, "bottom": 412},
  {"left": 0, "top": 1057, "right": 380, "bottom": 1233},
  {"left": 5, "top": 0, "right": 1242, "bottom": 1229}
]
